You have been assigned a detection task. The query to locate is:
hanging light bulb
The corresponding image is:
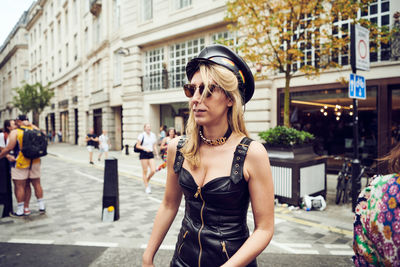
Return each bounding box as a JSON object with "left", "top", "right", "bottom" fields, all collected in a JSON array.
[
  {"left": 349, "top": 111, "right": 353, "bottom": 116},
  {"left": 324, "top": 112, "right": 328, "bottom": 116},
  {"left": 324, "top": 105, "right": 328, "bottom": 109},
  {"left": 320, "top": 108, "right": 324, "bottom": 113},
  {"left": 350, "top": 104, "right": 353, "bottom": 109},
  {"left": 337, "top": 112, "right": 341, "bottom": 116},
  {"left": 336, "top": 116, "right": 340, "bottom": 121}
]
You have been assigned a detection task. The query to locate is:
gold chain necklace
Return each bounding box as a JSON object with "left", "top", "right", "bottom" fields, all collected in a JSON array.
[{"left": 199, "top": 127, "right": 232, "bottom": 146}]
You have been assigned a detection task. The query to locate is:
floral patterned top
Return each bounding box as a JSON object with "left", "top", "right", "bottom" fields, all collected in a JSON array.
[{"left": 353, "top": 173, "right": 400, "bottom": 266}]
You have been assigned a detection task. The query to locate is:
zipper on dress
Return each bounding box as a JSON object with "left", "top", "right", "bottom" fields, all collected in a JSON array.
[
  {"left": 178, "top": 230, "right": 189, "bottom": 255},
  {"left": 194, "top": 186, "right": 205, "bottom": 267},
  {"left": 221, "top": 241, "right": 230, "bottom": 260}
]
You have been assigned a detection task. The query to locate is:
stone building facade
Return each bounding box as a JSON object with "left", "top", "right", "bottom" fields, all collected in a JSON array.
[
  {"left": 0, "top": 10, "right": 30, "bottom": 123},
  {"left": 1, "top": 0, "right": 399, "bottom": 165}
]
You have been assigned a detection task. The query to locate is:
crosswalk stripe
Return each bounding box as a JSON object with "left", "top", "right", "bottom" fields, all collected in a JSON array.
[
  {"left": 329, "top": 250, "right": 354, "bottom": 256},
  {"left": 324, "top": 244, "right": 351, "bottom": 249},
  {"left": 8, "top": 239, "right": 54, "bottom": 244},
  {"left": 74, "top": 241, "right": 118, "bottom": 247}
]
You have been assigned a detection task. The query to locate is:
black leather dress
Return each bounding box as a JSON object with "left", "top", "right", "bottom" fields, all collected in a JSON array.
[{"left": 170, "top": 137, "right": 257, "bottom": 267}]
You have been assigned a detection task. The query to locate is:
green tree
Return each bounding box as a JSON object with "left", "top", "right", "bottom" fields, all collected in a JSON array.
[
  {"left": 13, "top": 82, "right": 54, "bottom": 126},
  {"left": 226, "top": 0, "right": 391, "bottom": 127}
]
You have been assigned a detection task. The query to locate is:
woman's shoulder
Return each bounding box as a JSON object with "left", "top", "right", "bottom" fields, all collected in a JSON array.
[{"left": 245, "top": 138, "right": 268, "bottom": 160}]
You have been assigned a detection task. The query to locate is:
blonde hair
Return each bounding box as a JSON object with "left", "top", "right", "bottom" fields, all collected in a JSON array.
[{"left": 181, "top": 64, "right": 249, "bottom": 168}]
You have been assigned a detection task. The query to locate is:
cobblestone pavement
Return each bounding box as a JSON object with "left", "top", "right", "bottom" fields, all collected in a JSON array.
[{"left": 0, "top": 143, "right": 355, "bottom": 258}]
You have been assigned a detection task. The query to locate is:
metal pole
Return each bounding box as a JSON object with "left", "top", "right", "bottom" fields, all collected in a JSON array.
[
  {"left": 351, "top": 99, "right": 361, "bottom": 212},
  {"left": 350, "top": 24, "right": 361, "bottom": 212}
]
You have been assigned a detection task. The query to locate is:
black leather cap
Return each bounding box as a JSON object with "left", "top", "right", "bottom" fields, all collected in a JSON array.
[{"left": 186, "top": 44, "right": 255, "bottom": 104}]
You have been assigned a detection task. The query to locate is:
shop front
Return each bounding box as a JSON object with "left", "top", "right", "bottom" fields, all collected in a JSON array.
[
  {"left": 278, "top": 77, "right": 400, "bottom": 173},
  {"left": 160, "top": 102, "right": 189, "bottom": 136}
]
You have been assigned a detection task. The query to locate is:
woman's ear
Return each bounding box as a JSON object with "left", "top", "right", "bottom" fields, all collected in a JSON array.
[{"left": 227, "top": 97, "right": 233, "bottom": 107}]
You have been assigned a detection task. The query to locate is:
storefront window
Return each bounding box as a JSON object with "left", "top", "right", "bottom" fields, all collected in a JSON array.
[
  {"left": 279, "top": 86, "right": 377, "bottom": 166},
  {"left": 391, "top": 86, "right": 400, "bottom": 145}
]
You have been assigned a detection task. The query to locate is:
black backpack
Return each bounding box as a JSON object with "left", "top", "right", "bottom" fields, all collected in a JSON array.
[{"left": 21, "top": 128, "right": 48, "bottom": 159}]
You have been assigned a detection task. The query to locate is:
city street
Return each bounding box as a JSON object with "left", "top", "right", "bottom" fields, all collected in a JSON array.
[{"left": 0, "top": 143, "right": 356, "bottom": 266}]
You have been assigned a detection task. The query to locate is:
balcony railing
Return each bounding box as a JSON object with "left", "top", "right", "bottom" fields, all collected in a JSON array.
[{"left": 141, "top": 70, "right": 188, "bottom": 92}]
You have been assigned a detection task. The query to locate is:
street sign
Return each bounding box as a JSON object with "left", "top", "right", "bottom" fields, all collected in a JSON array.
[
  {"left": 349, "top": 73, "right": 366, "bottom": 99},
  {"left": 355, "top": 24, "right": 370, "bottom": 71}
]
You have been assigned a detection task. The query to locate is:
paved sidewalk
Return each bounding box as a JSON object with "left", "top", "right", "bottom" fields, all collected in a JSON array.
[
  {"left": 46, "top": 142, "right": 356, "bottom": 230},
  {"left": 0, "top": 142, "right": 356, "bottom": 258}
]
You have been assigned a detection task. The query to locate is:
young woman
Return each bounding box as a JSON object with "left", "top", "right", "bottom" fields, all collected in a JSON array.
[
  {"left": 353, "top": 143, "right": 400, "bottom": 266},
  {"left": 143, "top": 45, "right": 274, "bottom": 267},
  {"left": 156, "top": 127, "right": 177, "bottom": 172},
  {"left": 98, "top": 130, "right": 111, "bottom": 161},
  {"left": 137, "top": 123, "right": 159, "bottom": 194}
]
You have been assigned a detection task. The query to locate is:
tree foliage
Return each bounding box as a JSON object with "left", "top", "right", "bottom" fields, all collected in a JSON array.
[
  {"left": 13, "top": 82, "right": 54, "bottom": 125},
  {"left": 226, "top": 0, "right": 392, "bottom": 127}
]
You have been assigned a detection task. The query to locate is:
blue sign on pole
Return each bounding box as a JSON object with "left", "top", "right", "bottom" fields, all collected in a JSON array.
[{"left": 349, "top": 73, "right": 366, "bottom": 99}]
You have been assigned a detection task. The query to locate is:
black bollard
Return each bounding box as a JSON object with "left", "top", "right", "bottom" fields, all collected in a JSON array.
[
  {"left": 102, "top": 158, "right": 119, "bottom": 221},
  {"left": 0, "top": 157, "right": 13, "bottom": 217},
  {"left": 125, "top": 144, "right": 129, "bottom": 155}
]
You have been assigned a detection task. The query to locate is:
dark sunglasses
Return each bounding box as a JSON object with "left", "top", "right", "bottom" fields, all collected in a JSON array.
[{"left": 183, "top": 83, "right": 223, "bottom": 98}]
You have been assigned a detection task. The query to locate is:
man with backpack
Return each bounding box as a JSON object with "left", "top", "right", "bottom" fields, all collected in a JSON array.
[{"left": 0, "top": 115, "right": 46, "bottom": 217}]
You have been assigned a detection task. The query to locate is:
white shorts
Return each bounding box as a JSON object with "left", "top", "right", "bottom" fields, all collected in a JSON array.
[
  {"left": 11, "top": 163, "right": 41, "bottom": 180},
  {"left": 100, "top": 145, "right": 109, "bottom": 153},
  {"left": 87, "top": 145, "right": 95, "bottom": 152}
]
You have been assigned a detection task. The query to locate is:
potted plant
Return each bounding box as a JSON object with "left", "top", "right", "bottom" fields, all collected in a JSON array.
[
  {"left": 258, "top": 126, "right": 326, "bottom": 206},
  {"left": 258, "top": 126, "right": 315, "bottom": 159}
]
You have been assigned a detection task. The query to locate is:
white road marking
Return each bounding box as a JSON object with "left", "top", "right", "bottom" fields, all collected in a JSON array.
[
  {"left": 329, "top": 250, "right": 354, "bottom": 256},
  {"left": 140, "top": 244, "right": 175, "bottom": 250},
  {"left": 75, "top": 170, "right": 103, "bottom": 182},
  {"left": 278, "top": 243, "right": 312, "bottom": 248},
  {"left": 8, "top": 238, "right": 54, "bottom": 244},
  {"left": 324, "top": 244, "right": 351, "bottom": 249},
  {"left": 74, "top": 241, "right": 118, "bottom": 247},
  {"left": 270, "top": 240, "right": 298, "bottom": 254}
]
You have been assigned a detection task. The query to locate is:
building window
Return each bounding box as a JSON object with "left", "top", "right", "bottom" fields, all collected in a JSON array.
[
  {"left": 142, "top": 0, "right": 152, "bottom": 21},
  {"left": 113, "top": 0, "right": 121, "bottom": 30},
  {"left": 175, "top": 0, "right": 191, "bottom": 9},
  {"left": 58, "top": 20, "right": 61, "bottom": 43},
  {"left": 24, "top": 70, "right": 29, "bottom": 82},
  {"left": 84, "top": 69, "right": 89, "bottom": 96},
  {"left": 73, "top": 34, "right": 78, "bottom": 60},
  {"left": 169, "top": 37, "right": 205, "bottom": 88},
  {"left": 113, "top": 52, "right": 122, "bottom": 86},
  {"left": 84, "top": 28, "right": 89, "bottom": 53},
  {"left": 143, "top": 48, "right": 164, "bottom": 91},
  {"left": 93, "top": 16, "right": 101, "bottom": 46},
  {"left": 94, "top": 61, "right": 102, "bottom": 90},
  {"left": 65, "top": 10, "right": 69, "bottom": 36},
  {"left": 58, "top": 50, "right": 62, "bottom": 72},
  {"left": 212, "top": 31, "right": 237, "bottom": 48},
  {"left": 65, "top": 43, "right": 69, "bottom": 67},
  {"left": 51, "top": 56, "right": 54, "bottom": 77}
]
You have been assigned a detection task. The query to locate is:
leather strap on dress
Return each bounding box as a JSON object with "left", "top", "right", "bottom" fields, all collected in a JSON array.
[
  {"left": 173, "top": 137, "right": 186, "bottom": 173},
  {"left": 230, "top": 137, "right": 253, "bottom": 184}
]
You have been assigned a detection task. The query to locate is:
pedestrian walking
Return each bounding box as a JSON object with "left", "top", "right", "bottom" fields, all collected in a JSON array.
[
  {"left": 0, "top": 119, "right": 17, "bottom": 216},
  {"left": 137, "top": 123, "right": 159, "bottom": 194},
  {"left": 158, "top": 125, "right": 167, "bottom": 145},
  {"left": 353, "top": 142, "right": 400, "bottom": 266},
  {"left": 142, "top": 44, "right": 274, "bottom": 267},
  {"left": 85, "top": 128, "right": 98, "bottom": 164},
  {"left": 156, "top": 127, "right": 176, "bottom": 172},
  {"left": 0, "top": 115, "right": 46, "bottom": 217},
  {"left": 98, "top": 130, "right": 111, "bottom": 161},
  {"left": 57, "top": 129, "right": 62, "bottom": 142}
]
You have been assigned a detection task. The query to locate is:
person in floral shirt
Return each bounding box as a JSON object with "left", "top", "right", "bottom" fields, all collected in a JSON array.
[{"left": 353, "top": 143, "right": 400, "bottom": 266}]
